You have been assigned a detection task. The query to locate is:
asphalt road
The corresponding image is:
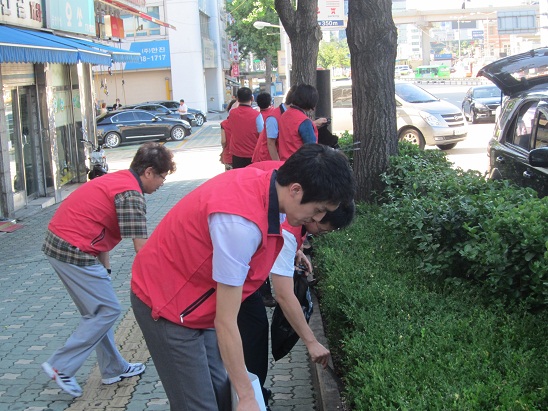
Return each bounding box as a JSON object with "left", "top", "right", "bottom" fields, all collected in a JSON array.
[{"left": 422, "top": 83, "right": 496, "bottom": 175}]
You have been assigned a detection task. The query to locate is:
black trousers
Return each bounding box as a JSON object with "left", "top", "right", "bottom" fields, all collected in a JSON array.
[
  {"left": 238, "top": 290, "right": 269, "bottom": 402},
  {"left": 232, "top": 155, "right": 252, "bottom": 169}
]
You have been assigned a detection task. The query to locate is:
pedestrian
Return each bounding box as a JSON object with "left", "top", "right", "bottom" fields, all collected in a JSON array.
[
  {"left": 277, "top": 84, "right": 320, "bottom": 161},
  {"left": 252, "top": 86, "right": 296, "bottom": 163},
  {"left": 41, "top": 142, "right": 176, "bottom": 397},
  {"left": 220, "top": 99, "right": 239, "bottom": 171},
  {"left": 130, "top": 144, "right": 355, "bottom": 411},
  {"left": 112, "top": 98, "right": 122, "bottom": 110},
  {"left": 178, "top": 99, "right": 188, "bottom": 117},
  {"left": 100, "top": 102, "right": 108, "bottom": 114},
  {"left": 240, "top": 160, "right": 356, "bottom": 407},
  {"left": 227, "top": 87, "right": 261, "bottom": 168},
  {"left": 255, "top": 92, "right": 274, "bottom": 134}
]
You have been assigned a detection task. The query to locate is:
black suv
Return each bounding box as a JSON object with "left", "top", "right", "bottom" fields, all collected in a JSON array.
[{"left": 479, "top": 48, "right": 548, "bottom": 197}]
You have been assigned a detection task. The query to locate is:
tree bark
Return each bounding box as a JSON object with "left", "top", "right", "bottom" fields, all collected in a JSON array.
[
  {"left": 275, "top": 0, "right": 322, "bottom": 86},
  {"left": 347, "top": 0, "right": 399, "bottom": 203}
]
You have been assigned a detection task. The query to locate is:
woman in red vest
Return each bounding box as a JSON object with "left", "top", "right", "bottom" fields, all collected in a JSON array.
[{"left": 277, "top": 84, "right": 320, "bottom": 161}]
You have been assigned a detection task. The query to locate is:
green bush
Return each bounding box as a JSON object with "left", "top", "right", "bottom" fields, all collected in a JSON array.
[
  {"left": 314, "top": 206, "right": 548, "bottom": 410},
  {"left": 379, "top": 143, "right": 548, "bottom": 310}
]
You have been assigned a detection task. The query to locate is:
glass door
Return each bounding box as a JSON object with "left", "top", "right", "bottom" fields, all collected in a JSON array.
[{"left": 4, "top": 86, "right": 39, "bottom": 209}]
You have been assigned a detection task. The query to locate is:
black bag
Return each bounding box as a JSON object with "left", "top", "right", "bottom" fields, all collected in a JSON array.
[{"left": 271, "top": 268, "right": 313, "bottom": 361}]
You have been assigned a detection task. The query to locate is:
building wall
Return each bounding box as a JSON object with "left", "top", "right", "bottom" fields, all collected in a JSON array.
[{"left": 94, "top": 69, "right": 171, "bottom": 107}]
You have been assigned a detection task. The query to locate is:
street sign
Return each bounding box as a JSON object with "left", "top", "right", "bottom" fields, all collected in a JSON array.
[{"left": 317, "top": 0, "right": 346, "bottom": 30}]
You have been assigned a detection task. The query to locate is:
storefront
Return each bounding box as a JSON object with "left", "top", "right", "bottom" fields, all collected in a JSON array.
[{"left": 0, "top": 25, "right": 138, "bottom": 219}]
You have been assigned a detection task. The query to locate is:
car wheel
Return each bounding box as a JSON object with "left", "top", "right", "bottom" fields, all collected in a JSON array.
[
  {"left": 104, "top": 132, "right": 121, "bottom": 148},
  {"left": 399, "top": 128, "right": 426, "bottom": 150},
  {"left": 170, "top": 125, "right": 186, "bottom": 141},
  {"left": 437, "top": 143, "right": 458, "bottom": 150},
  {"left": 194, "top": 114, "right": 205, "bottom": 127},
  {"left": 472, "top": 109, "right": 479, "bottom": 124}
]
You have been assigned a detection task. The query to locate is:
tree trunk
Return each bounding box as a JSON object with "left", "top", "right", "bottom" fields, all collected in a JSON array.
[
  {"left": 275, "top": 0, "right": 321, "bottom": 86},
  {"left": 347, "top": 0, "right": 399, "bottom": 203},
  {"left": 265, "top": 54, "right": 273, "bottom": 96}
]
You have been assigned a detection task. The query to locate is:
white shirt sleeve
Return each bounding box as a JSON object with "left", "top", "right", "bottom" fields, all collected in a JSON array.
[
  {"left": 209, "top": 213, "right": 262, "bottom": 286},
  {"left": 270, "top": 228, "right": 298, "bottom": 277}
]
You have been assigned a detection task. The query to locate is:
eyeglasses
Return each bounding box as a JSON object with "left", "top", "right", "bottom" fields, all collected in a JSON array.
[{"left": 156, "top": 173, "right": 167, "bottom": 182}]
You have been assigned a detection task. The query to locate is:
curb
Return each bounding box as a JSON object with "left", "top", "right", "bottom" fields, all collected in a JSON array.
[{"left": 308, "top": 292, "right": 345, "bottom": 411}]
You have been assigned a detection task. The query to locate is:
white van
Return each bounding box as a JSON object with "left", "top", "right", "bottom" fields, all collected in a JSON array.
[{"left": 331, "top": 81, "right": 468, "bottom": 150}]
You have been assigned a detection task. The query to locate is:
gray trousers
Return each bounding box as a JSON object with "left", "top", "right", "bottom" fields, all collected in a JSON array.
[
  {"left": 131, "top": 292, "right": 231, "bottom": 411},
  {"left": 46, "top": 257, "right": 128, "bottom": 379}
]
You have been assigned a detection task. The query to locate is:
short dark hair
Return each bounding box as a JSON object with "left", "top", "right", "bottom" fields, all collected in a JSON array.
[
  {"left": 290, "top": 84, "right": 318, "bottom": 111},
  {"left": 321, "top": 200, "right": 355, "bottom": 230},
  {"left": 237, "top": 87, "right": 253, "bottom": 103},
  {"left": 285, "top": 85, "right": 297, "bottom": 105},
  {"left": 130, "top": 142, "right": 177, "bottom": 176},
  {"left": 180, "top": 99, "right": 185, "bottom": 103},
  {"left": 277, "top": 144, "right": 355, "bottom": 205},
  {"left": 256, "top": 92, "right": 272, "bottom": 109}
]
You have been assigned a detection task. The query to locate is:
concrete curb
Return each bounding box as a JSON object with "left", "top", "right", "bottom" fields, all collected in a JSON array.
[{"left": 308, "top": 292, "right": 345, "bottom": 411}]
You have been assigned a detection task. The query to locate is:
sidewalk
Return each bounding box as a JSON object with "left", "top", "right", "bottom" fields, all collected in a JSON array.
[{"left": 0, "top": 123, "right": 332, "bottom": 410}]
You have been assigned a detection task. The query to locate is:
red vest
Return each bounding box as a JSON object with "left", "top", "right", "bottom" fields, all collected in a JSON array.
[
  {"left": 278, "top": 107, "right": 318, "bottom": 161},
  {"left": 252, "top": 106, "right": 284, "bottom": 163},
  {"left": 228, "top": 105, "right": 259, "bottom": 158},
  {"left": 282, "top": 221, "right": 306, "bottom": 250},
  {"left": 131, "top": 168, "right": 284, "bottom": 329},
  {"left": 220, "top": 119, "right": 232, "bottom": 164},
  {"left": 48, "top": 170, "right": 142, "bottom": 256}
]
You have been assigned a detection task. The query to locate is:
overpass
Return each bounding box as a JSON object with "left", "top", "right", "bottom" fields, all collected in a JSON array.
[{"left": 392, "top": 5, "right": 540, "bottom": 65}]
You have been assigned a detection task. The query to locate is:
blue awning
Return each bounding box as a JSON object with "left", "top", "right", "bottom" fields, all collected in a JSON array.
[
  {"left": 66, "top": 37, "right": 141, "bottom": 63},
  {"left": 0, "top": 26, "right": 112, "bottom": 65}
]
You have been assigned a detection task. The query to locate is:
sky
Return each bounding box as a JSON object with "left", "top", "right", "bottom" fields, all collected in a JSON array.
[{"left": 405, "top": 0, "right": 530, "bottom": 10}]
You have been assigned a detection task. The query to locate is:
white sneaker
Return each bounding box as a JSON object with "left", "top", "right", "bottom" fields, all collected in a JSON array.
[
  {"left": 101, "top": 362, "right": 146, "bottom": 385},
  {"left": 41, "top": 362, "right": 82, "bottom": 397}
]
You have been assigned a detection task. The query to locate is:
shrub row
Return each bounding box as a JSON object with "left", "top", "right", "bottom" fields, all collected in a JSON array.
[
  {"left": 314, "top": 205, "right": 548, "bottom": 410},
  {"left": 379, "top": 143, "right": 548, "bottom": 310}
]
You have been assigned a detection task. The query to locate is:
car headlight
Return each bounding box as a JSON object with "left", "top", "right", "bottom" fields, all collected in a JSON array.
[{"left": 419, "top": 110, "right": 441, "bottom": 126}]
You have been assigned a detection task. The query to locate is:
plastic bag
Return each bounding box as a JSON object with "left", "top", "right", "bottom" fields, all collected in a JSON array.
[{"left": 271, "top": 268, "right": 313, "bottom": 361}]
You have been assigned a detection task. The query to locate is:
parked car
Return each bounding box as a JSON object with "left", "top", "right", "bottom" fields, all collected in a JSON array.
[
  {"left": 122, "top": 103, "right": 196, "bottom": 126},
  {"left": 395, "top": 64, "right": 412, "bottom": 77},
  {"left": 96, "top": 109, "right": 192, "bottom": 148},
  {"left": 145, "top": 100, "right": 207, "bottom": 126},
  {"left": 461, "top": 84, "right": 503, "bottom": 123},
  {"left": 478, "top": 48, "right": 548, "bottom": 197},
  {"left": 332, "top": 80, "right": 467, "bottom": 150}
]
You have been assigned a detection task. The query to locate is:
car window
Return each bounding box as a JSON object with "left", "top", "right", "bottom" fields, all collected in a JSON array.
[
  {"left": 112, "top": 112, "right": 135, "bottom": 122},
  {"left": 474, "top": 87, "right": 500, "bottom": 99},
  {"left": 395, "top": 83, "right": 437, "bottom": 103},
  {"left": 134, "top": 111, "right": 156, "bottom": 121},
  {"left": 137, "top": 105, "right": 154, "bottom": 111},
  {"left": 511, "top": 101, "right": 538, "bottom": 150},
  {"left": 535, "top": 110, "right": 548, "bottom": 149}
]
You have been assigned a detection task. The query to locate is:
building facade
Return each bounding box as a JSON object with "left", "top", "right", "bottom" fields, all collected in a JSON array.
[
  {"left": 94, "top": 0, "right": 231, "bottom": 113},
  {"left": 0, "top": 0, "right": 139, "bottom": 218}
]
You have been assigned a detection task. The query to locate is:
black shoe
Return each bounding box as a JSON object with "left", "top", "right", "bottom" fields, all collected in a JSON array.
[
  {"left": 265, "top": 406, "right": 272, "bottom": 411},
  {"left": 263, "top": 388, "right": 272, "bottom": 402},
  {"left": 262, "top": 296, "right": 277, "bottom": 307}
]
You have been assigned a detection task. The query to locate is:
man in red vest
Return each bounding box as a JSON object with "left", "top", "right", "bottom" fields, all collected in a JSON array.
[
  {"left": 41, "top": 142, "right": 176, "bottom": 397},
  {"left": 228, "top": 87, "right": 261, "bottom": 168},
  {"left": 130, "top": 144, "right": 355, "bottom": 411}
]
